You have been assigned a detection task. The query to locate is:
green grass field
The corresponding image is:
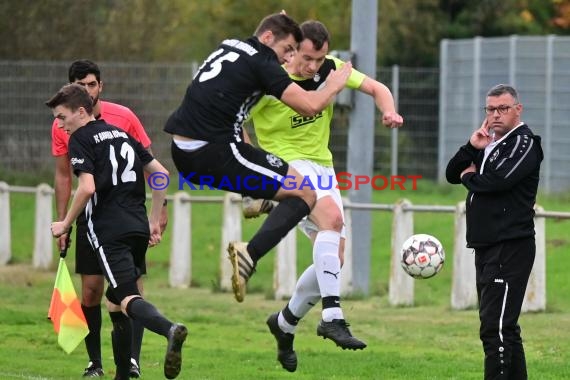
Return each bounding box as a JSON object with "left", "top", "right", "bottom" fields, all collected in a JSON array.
[{"left": 1, "top": 180, "right": 570, "bottom": 379}]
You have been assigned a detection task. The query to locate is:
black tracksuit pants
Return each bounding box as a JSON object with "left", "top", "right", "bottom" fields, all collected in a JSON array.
[{"left": 475, "top": 237, "right": 535, "bottom": 380}]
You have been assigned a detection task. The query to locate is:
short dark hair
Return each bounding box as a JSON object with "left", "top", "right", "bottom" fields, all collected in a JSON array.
[
  {"left": 68, "top": 59, "right": 101, "bottom": 83},
  {"left": 487, "top": 84, "right": 519, "bottom": 103},
  {"left": 300, "top": 20, "right": 330, "bottom": 51},
  {"left": 45, "top": 83, "right": 94, "bottom": 115},
  {"left": 254, "top": 13, "right": 303, "bottom": 44}
]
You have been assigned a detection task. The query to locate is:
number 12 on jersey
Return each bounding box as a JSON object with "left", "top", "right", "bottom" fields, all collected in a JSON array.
[{"left": 109, "top": 142, "right": 136, "bottom": 185}]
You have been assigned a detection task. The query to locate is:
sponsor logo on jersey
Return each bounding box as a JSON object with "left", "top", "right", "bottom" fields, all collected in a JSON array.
[
  {"left": 266, "top": 154, "right": 283, "bottom": 168},
  {"left": 290, "top": 112, "right": 323, "bottom": 128},
  {"left": 489, "top": 149, "right": 500, "bottom": 162},
  {"left": 71, "top": 157, "right": 85, "bottom": 165}
]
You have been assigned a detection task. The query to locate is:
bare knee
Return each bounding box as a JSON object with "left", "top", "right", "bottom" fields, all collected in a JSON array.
[
  {"left": 105, "top": 298, "right": 121, "bottom": 313},
  {"left": 81, "top": 274, "right": 105, "bottom": 306},
  {"left": 310, "top": 197, "right": 344, "bottom": 232},
  {"left": 120, "top": 295, "right": 141, "bottom": 315}
]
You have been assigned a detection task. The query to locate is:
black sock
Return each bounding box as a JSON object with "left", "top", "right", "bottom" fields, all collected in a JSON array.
[
  {"left": 322, "top": 296, "right": 341, "bottom": 311},
  {"left": 130, "top": 318, "right": 144, "bottom": 363},
  {"left": 126, "top": 297, "right": 172, "bottom": 337},
  {"left": 109, "top": 311, "right": 131, "bottom": 379},
  {"left": 248, "top": 197, "right": 310, "bottom": 262},
  {"left": 282, "top": 305, "right": 300, "bottom": 326},
  {"left": 82, "top": 304, "right": 102, "bottom": 366}
]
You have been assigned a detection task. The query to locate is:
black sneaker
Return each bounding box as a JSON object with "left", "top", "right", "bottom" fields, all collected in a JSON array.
[
  {"left": 83, "top": 361, "right": 104, "bottom": 377},
  {"left": 266, "top": 313, "right": 297, "bottom": 372},
  {"left": 164, "top": 323, "right": 188, "bottom": 379},
  {"left": 129, "top": 358, "right": 141, "bottom": 378},
  {"left": 316, "top": 319, "right": 367, "bottom": 350}
]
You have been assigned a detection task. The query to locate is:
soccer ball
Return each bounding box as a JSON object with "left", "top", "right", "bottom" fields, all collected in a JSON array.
[{"left": 400, "top": 234, "right": 445, "bottom": 279}]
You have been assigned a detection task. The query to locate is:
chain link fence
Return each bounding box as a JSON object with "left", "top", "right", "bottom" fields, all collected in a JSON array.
[
  {"left": 0, "top": 60, "right": 438, "bottom": 185},
  {"left": 438, "top": 35, "right": 570, "bottom": 193}
]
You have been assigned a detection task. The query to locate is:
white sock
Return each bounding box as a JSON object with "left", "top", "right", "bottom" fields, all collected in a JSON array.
[
  {"left": 313, "top": 230, "right": 343, "bottom": 321},
  {"left": 288, "top": 264, "right": 320, "bottom": 316}
]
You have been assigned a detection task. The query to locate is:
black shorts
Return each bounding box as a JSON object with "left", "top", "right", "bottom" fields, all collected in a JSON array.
[
  {"left": 75, "top": 215, "right": 147, "bottom": 276},
  {"left": 172, "top": 140, "right": 289, "bottom": 200},
  {"left": 91, "top": 234, "right": 148, "bottom": 288}
]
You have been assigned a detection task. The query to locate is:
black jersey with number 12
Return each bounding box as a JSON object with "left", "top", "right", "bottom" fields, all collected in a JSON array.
[{"left": 68, "top": 120, "right": 154, "bottom": 242}]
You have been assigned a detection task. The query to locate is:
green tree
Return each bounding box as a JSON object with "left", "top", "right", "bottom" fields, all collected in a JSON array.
[
  {"left": 441, "top": 0, "right": 566, "bottom": 38},
  {"left": 1, "top": 0, "right": 569, "bottom": 66},
  {"left": 378, "top": 0, "right": 445, "bottom": 66},
  {"left": 0, "top": 0, "right": 107, "bottom": 60}
]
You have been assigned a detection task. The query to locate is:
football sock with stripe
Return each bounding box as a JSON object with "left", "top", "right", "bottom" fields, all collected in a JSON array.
[
  {"left": 286, "top": 264, "right": 321, "bottom": 328},
  {"left": 313, "top": 230, "right": 343, "bottom": 322},
  {"left": 248, "top": 197, "right": 310, "bottom": 263},
  {"left": 278, "top": 305, "right": 301, "bottom": 334}
]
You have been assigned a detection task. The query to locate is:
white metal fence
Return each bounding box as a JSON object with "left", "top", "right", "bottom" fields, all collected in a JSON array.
[
  {"left": 0, "top": 60, "right": 439, "bottom": 183},
  {"left": 3, "top": 181, "right": 568, "bottom": 312}
]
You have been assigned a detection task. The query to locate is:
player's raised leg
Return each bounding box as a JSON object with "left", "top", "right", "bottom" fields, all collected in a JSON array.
[{"left": 227, "top": 151, "right": 316, "bottom": 302}]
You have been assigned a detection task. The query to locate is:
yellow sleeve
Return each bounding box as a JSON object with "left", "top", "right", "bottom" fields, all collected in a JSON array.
[{"left": 328, "top": 55, "right": 366, "bottom": 90}]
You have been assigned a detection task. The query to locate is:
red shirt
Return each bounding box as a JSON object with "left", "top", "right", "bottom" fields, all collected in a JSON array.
[{"left": 51, "top": 100, "right": 151, "bottom": 156}]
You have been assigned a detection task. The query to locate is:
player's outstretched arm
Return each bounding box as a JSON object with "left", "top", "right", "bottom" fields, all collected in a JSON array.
[
  {"left": 358, "top": 77, "right": 404, "bottom": 129},
  {"left": 141, "top": 146, "right": 169, "bottom": 234},
  {"left": 144, "top": 159, "right": 169, "bottom": 246},
  {"left": 280, "top": 62, "right": 352, "bottom": 116}
]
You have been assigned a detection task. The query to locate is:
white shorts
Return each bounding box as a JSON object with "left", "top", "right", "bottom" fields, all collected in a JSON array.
[{"left": 290, "top": 159, "right": 346, "bottom": 239}]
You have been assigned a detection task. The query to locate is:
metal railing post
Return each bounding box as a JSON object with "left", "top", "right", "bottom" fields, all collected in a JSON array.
[{"left": 33, "top": 183, "right": 53, "bottom": 269}]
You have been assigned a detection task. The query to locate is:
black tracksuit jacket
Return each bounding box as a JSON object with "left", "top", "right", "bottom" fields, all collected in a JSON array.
[{"left": 446, "top": 124, "right": 543, "bottom": 248}]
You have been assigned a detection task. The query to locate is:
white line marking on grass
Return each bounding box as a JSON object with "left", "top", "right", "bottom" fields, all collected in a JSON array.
[{"left": 0, "top": 372, "right": 53, "bottom": 380}]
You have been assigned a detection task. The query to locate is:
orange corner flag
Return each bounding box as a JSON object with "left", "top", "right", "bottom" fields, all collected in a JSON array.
[{"left": 48, "top": 258, "right": 89, "bottom": 354}]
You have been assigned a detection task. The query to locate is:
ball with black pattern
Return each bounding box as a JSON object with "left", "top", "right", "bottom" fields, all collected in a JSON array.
[{"left": 400, "top": 233, "right": 445, "bottom": 279}]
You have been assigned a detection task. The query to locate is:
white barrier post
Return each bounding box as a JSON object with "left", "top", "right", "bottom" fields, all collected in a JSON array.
[
  {"left": 389, "top": 199, "right": 414, "bottom": 306},
  {"left": 450, "top": 201, "right": 477, "bottom": 310},
  {"left": 0, "top": 182, "right": 11, "bottom": 265},
  {"left": 274, "top": 229, "right": 297, "bottom": 300},
  {"left": 522, "top": 205, "right": 546, "bottom": 312},
  {"left": 220, "top": 193, "right": 242, "bottom": 291},
  {"left": 340, "top": 206, "right": 354, "bottom": 296},
  {"left": 33, "top": 183, "right": 53, "bottom": 269},
  {"left": 170, "top": 192, "right": 191, "bottom": 288}
]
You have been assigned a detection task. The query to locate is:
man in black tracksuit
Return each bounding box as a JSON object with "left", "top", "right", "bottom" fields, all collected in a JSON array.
[{"left": 446, "top": 84, "right": 543, "bottom": 380}]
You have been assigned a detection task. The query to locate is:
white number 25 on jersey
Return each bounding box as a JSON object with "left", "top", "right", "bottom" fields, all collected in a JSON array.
[{"left": 194, "top": 48, "right": 240, "bottom": 82}]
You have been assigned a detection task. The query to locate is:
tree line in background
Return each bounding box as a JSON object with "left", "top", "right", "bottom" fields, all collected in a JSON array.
[{"left": 2, "top": 0, "right": 569, "bottom": 67}]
